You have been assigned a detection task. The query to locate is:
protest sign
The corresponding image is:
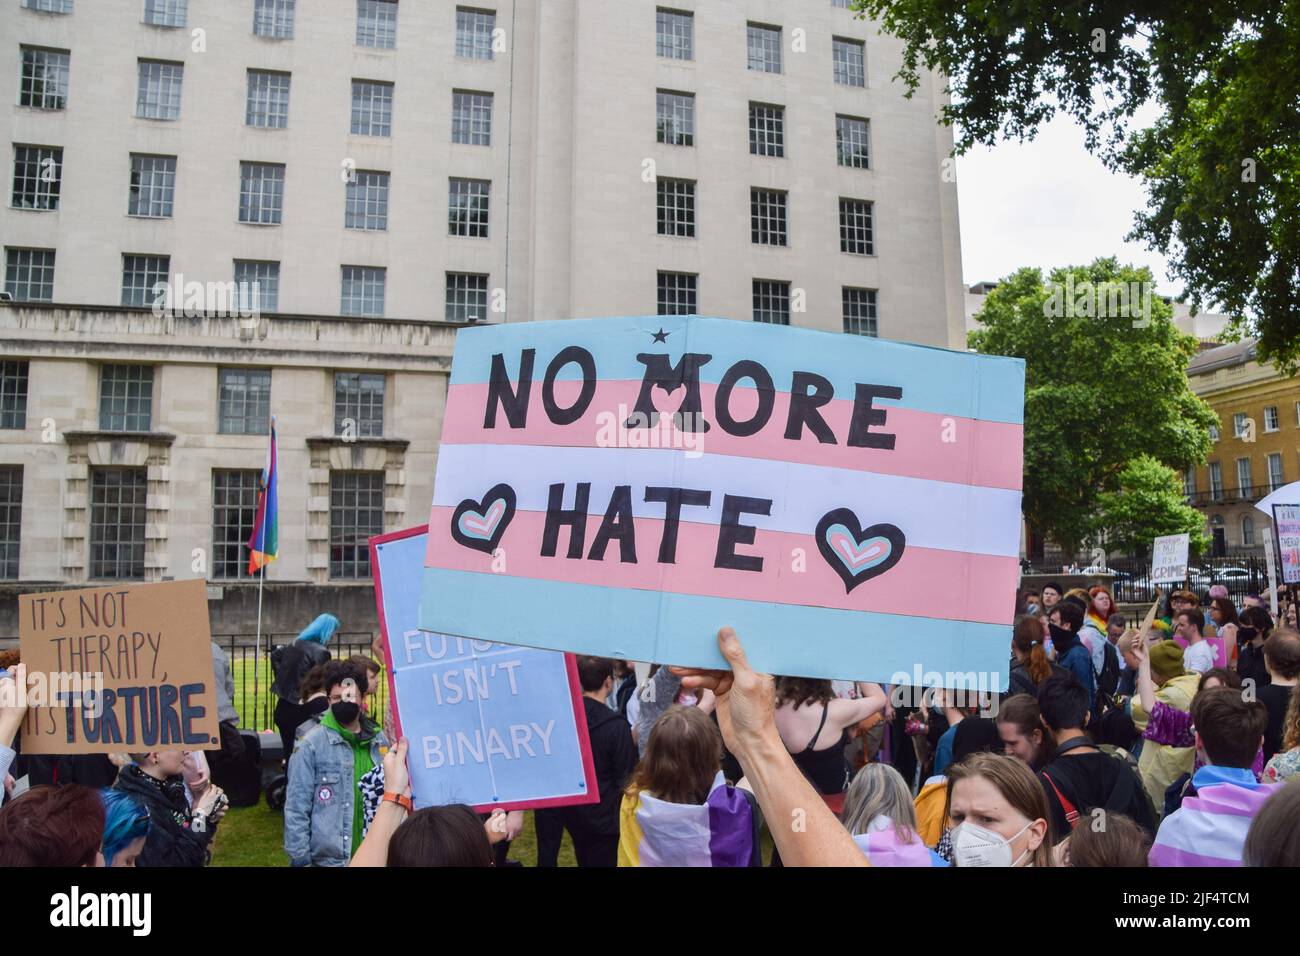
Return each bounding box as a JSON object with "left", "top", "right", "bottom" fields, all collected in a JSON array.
[
  {"left": 371, "top": 526, "right": 597, "bottom": 811},
  {"left": 1271, "top": 504, "right": 1300, "bottom": 585},
  {"left": 18, "top": 579, "right": 220, "bottom": 755},
  {"left": 1150, "top": 533, "right": 1191, "bottom": 585},
  {"left": 420, "top": 315, "right": 1025, "bottom": 683},
  {"left": 1263, "top": 527, "right": 1279, "bottom": 616}
]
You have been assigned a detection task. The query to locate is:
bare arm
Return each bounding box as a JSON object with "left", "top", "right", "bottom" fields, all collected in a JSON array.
[
  {"left": 676, "top": 629, "right": 867, "bottom": 867},
  {"left": 350, "top": 738, "right": 411, "bottom": 868},
  {"left": 1133, "top": 630, "right": 1156, "bottom": 717}
]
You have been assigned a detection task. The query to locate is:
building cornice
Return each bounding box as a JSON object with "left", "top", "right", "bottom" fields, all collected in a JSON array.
[
  {"left": 304, "top": 436, "right": 411, "bottom": 451},
  {"left": 62, "top": 430, "right": 177, "bottom": 446}
]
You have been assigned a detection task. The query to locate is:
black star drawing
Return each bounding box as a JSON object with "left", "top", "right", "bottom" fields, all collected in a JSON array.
[{"left": 651, "top": 328, "right": 670, "bottom": 343}]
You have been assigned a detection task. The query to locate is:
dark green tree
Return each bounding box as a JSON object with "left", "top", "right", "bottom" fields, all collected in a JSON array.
[
  {"left": 968, "top": 258, "right": 1216, "bottom": 553},
  {"left": 1095, "top": 455, "right": 1210, "bottom": 557},
  {"left": 856, "top": 1, "right": 1300, "bottom": 367}
]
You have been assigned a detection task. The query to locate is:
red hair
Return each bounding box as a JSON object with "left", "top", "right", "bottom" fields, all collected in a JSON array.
[{"left": 1088, "top": 585, "right": 1115, "bottom": 623}]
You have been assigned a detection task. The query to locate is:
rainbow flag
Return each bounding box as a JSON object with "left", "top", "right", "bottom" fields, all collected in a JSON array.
[{"left": 247, "top": 417, "right": 279, "bottom": 574}]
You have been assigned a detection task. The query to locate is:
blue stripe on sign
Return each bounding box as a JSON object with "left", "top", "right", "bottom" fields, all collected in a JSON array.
[
  {"left": 447, "top": 315, "right": 1026, "bottom": 425},
  {"left": 420, "top": 568, "right": 1012, "bottom": 689}
]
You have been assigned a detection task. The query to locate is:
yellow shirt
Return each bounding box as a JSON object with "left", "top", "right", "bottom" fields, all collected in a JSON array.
[{"left": 1131, "top": 672, "right": 1200, "bottom": 817}]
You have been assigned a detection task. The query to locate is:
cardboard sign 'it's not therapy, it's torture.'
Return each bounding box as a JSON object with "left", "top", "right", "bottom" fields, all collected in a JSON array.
[
  {"left": 422, "top": 315, "right": 1026, "bottom": 683},
  {"left": 18, "top": 579, "right": 220, "bottom": 754}
]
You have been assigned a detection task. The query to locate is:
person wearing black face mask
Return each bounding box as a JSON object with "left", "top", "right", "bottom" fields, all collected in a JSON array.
[
  {"left": 1048, "top": 599, "right": 1095, "bottom": 710},
  {"left": 284, "top": 661, "right": 389, "bottom": 867},
  {"left": 1236, "top": 606, "right": 1273, "bottom": 691}
]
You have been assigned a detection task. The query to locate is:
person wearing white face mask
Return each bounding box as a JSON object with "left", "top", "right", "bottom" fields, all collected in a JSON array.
[{"left": 944, "top": 752, "right": 1052, "bottom": 867}]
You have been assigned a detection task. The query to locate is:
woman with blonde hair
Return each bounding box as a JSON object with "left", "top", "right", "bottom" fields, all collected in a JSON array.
[
  {"left": 1263, "top": 684, "right": 1300, "bottom": 784},
  {"left": 842, "top": 763, "right": 946, "bottom": 866},
  {"left": 944, "top": 752, "right": 1052, "bottom": 867}
]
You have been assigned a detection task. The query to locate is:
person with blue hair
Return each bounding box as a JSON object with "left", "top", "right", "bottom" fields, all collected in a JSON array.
[
  {"left": 271, "top": 614, "right": 339, "bottom": 765},
  {"left": 100, "top": 788, "right": 152, "bottom": 867}
]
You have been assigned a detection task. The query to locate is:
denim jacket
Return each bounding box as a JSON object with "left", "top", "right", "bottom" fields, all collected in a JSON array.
[{"left": 283, "top": 718, "right": 387, "bottom": 867}]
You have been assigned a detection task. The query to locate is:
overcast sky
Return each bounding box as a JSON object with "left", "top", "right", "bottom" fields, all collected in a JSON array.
[{"left": 954, "top": 110, "right": 1184, "bottom": 297}]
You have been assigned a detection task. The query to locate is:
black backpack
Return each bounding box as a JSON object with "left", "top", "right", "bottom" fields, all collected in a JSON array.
[{"left": 1096, "top": 640, "right": 1121, "bottom": 700}]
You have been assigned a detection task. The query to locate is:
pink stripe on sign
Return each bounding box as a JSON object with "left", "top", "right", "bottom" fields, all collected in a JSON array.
[
  {"left": 426, "top": 507, "right": 1018, "bottom": 624},
  {"left": 442, "top": 381, "right": 1024, "bottom": 490}
]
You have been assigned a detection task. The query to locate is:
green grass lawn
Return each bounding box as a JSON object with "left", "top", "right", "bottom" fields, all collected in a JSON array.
[
  {"left": 227, "top": 657, "right": 391, "bottom": 732},
  {"left": 211, "top": 797, "right": 579, "bottom": 867}
]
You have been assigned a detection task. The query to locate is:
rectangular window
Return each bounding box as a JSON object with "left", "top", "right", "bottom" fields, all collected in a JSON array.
[
  {"left": 99, "top": 365, "right": 154, "bottom": 431},
  {"left": 657, "top": 271, "right": 696, "bottom": 316},
  {"left": 128, "top": 154, "right": 176, "bottom": 218},
  {"left": 120, "top": 255, "right": 168, "bottom": 308},
  {"left": 455, "top": 7, "right": 496, "bottom": 60},
  {"left": 90, "top": 468, "right": 147, "bottom": 580},
  {"left": 833, "top": 37, "right": 865, "bottom": 86},
  {"left": 356, "top": 0, "right": 398, "bottom": 49},
  {"left": 452, "top": 90, "right": 492, "bottom": 145},
  {"left": 12, "top": 145, "right": 62, "bottom": 210},
  {"left": 832, "top": 0, "right": 851, "bottom": 7},
  {"left": 334, "top": 372, "right": 384, "bottom": 437},
  {"left": 751, "top": 188, "right": 788, "bottom": 246},
  {"left": 0, "top": 466, "right": 20, "bottom": 580},
  {"left": 253, "top": 0, "right": 295, "bottom": 38},
  {"left": 749, "top": 103, "right": 785, "bottom": 158},
  {"left": 448, "top": 178, "right": 490, "bottom": 238},
  {"left": 747, "top": 24, "right": 782, "bottom": 74},
  {"left": 1209, "top": 462, "right": 1223, "bottom": 498},
  {"left": 136, "top": 60, "right": 184, "bottom": 120},
  {"left": 246, "top": 70, "right": 291, "bottom": 128},
  {"left": 218, "top": 368, "right": 271, "bottom": 435},
  {"left": 839, "top": 198, "right": 874, "bottom": 254},
  {"left": 656, "top": 8, "right": 693, "bottom": 60},
  {"left": 4, "top": 248, "right": 55, "bottom": 302},
  {"left": 1184, "top": 468, "right": 1196, "bottom": 497},
  {"left": 1237, "top": 457, "right": 1253, "bottom": 493},
  {"left": 656, "top": 90, "right": 695, "bottom": 146},
  {"left": 656, "top": 177, "right": 695, "bottom": 238},
  {"left": 234, "top": 260, "right": 279, "bottom": 313},
  {"left": 143, "top": 0, "right": 187, "bottom": 27},
  {"left": 345, "top": 170, "right": 390, "bottom": 231},
  {"left": 752, "top": 280, "right": 790, "bottom": 325},
  {"left": 351, "top": 80, "right": 394, "bottom": 136},
  {"left": 239, "top": 162, "right": 285, "bottom": 225},
  {"left": 842, "top": 287, "right": 878, "bottom": 336},
  {"left": 212, "top": 470, "right": 261, "bottom": 580},
  {"left": 1269, "top": 453, "right": 1284, "bottom": 492},
  {"left": 445, "top": 272, "right": 489, "bottom": 322},
  {"left": 836, "top": 114, "right": 870, "bottom": 168},
  {"left": 1233, "top": 412, "right": 1248, "bottom": 438},
  {"left": 1209, "top": 422, "right": 1220, "bottom": 442},
  {"left": 1265, "top": 405, "right": 1280, "bottom": 432},
  {"left": 340, "top": 265, "right": 386, "bottom": 317},
  {"left": 330, "top": 471, "right": 384, "bottom": 578},
  {"left": 0, "top": 362, "right": 29, "bottom": 430},
  {"left": 23, "top": 0, "right": 74, "bottom": 11},
  {"left": 19, "top": 47, "right": 70, "bottom": 110}
]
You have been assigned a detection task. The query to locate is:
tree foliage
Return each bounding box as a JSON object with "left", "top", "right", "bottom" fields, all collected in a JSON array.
[
  {"left": 1095, "top": 455, "right": 1211, "bottom": 557},
  {"left": 856, "top": 0, "right": 1300, "bottom": 367},
  {"left": 968, "top": 258, "right": 1216, "bottom": 553}
]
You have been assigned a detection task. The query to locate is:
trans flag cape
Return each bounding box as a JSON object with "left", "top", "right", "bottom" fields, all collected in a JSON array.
[
  {"left": 1148, "top": 768, "right": 1279, "bottom": 867},
  {"left": 617, "top": 772, "right": 759, "bottom": 867},
  {"left": 852, "top": 815, "right": 949, "bottom": 867}
]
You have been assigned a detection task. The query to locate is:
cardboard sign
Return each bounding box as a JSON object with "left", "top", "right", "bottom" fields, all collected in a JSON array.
[
  {"left": 18, "top": 580, "right": 220, "bottom": 755},
  {"left": 1271, "top": 505, "right": 1300, "bottom": 585},
  {"left": 371, "top": 526, "right": 598, "bottom": 811},
  {"left": 1150, "top": 533, "right": 1191, "bottom": 585},
  {"left": 419, "top": 315, "right": 1025, "bottom": 682}
]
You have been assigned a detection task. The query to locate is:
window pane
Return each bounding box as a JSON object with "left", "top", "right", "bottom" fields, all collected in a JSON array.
[
  {"left": 839, "top": 198, "right": 874, "bottom": 254},
  {"left": 136, "top": 60, "right": 184, "bottom": 120},
  {"left": 0, "top": 362, "right": 29, "bottom": 430},
  {"left": 448, "top": 178, "right": 491, "bottom": 238},
  {"left": 747, "top": 24, "right": 781, "bottom": 73},
  {"left": 749, "top": 103, "right": 785, "bottom": 158},
  {"left": 254, "top": 0, "right": 295, "bottom": 38},
  {"left": 4, "top": 248, "right": 55, "bottom": 302},
  {"left": 19, "top": 47, "right": 70, "bottom": 110},
  {"left": 842, "top": 287, "right": 877, "bottom": 336},
  {"left": 345, "top": 170, "right": 390, "bottom": 230},
  {"left": 340, "top": 265, "right": 386, "bottom": 316},
  {"left": 212, "top": 469, "right": 262, "bottom": 579},
  {"left": 751, "top": 188, "right": 788, "bottom": 246},
  {"left": 752, "top": 280, "right": 791, "bottom": 325},
  {"left": 833, "top": 37, "right": 865, "bottom": 86},
  {"left": 90, "top": 468, "right": 147, "bottom": 579},
  {"left": 128, "top": 154, "right": 176, "bottom": 218},
  {"left": 143, "top": 0, "right": 187, "bottom": 27},
  {"left": 0, "top": 466, "right": 21, "bottom": 580},
  {"left": 99, "top": 365, "right": 155, "bottom": 431},
  {"left": 445, "top": 272, "right": 489, "bottom": 322},
  {"left": 120, "top": 255, "right": 169, "bottom": 308},
  {"left": 330, "top": 471, "right": 385, "bottom": 578},
  {"left": 11, "top": 145, "right": 62, "bottom": 210},
  {"left": 657, "top": 272, "right": 696, "bottom": 316},
  {"left": 452, "top": 90, "right": 493, "bottom": 145},
  {"left": 455, "top": 7, "right": 496, "bottom": 60},
  {"left": 356, "top": 0, "right": 398, "bottom": 48},
  {"left": 656, "top": 8, "right": 693, "bottom": 60},
  {"left": 351, "top": 80, "right": 394, "bottom": 136},
  {"left": 334, "top": 372, "right": 385, "bottom": 437},
  {"left": 23, "top": 0, "right": 75, "bottom": 12},
  {"left": 246, "top": 70, "right": 291, "bottom": 128},
  {"left": 218, "top": 368, "right": 271, "bottom": 435},
  {"left": 836, "top": 115, "right": 870, "bottom": 168},
  {"left": 239, "top": 162, "right": 286, "bottom": 225},
  {"left": 234, "top": 260, "right": 280, "bottom": 312},
  {"left": 656, "top": 90, "right": 695, "bottom": 146},
  {"left": 656, "top": 178, "right": 695, "bottom": 238}
]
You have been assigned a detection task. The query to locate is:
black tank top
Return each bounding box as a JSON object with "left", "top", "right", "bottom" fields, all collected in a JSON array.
[{"left": 790, "top": 702, "right": 850, "bottom": 795}]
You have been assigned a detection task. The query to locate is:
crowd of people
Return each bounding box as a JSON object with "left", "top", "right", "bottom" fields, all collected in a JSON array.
[{"left": 2, "top": 582, "right": 1300, "bottom": 868}]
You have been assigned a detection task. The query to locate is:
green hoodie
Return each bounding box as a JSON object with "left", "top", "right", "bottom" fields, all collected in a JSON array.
[{"left": 320, "top": 709, "right": 377, "bottom": 856}]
